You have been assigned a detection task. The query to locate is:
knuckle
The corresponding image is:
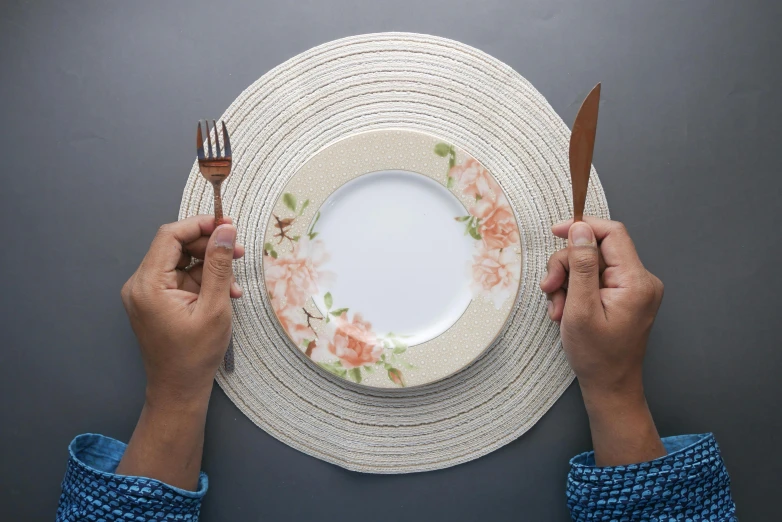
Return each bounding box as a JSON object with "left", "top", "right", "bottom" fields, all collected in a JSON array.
[
  {"left": 612, "top": 221, "right": 628, "bottom": 235},
  {"left": 207, "top": 254, "right": 233, "bottom": 277},
  {"left": 120, "top": 280, "right": 131, "bottom": 302},
  {"left": 571, "top": 252, "right": 598, "bottom": 274},
  {"left": 637, "top": 276, "right": 657, "bottom": 303},
  {"left": 128, "top": 285, "right": 144, "bottom": 305},
  {"left": 156, "top": 223, "right": 175, "bottom": 240},
  {"left": 547, "top": 249, "right": 565, "bottom": 270},
  {"left": 651, "top": 274, "right": 665, "bottom": 301}
]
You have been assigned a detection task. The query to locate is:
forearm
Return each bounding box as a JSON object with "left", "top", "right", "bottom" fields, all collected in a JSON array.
[
  {"left": 580, "top": 381, "right": 666, "bottom": 467},
  {"left": 116, "top": 384, "right": 212, "bottom": 491}
]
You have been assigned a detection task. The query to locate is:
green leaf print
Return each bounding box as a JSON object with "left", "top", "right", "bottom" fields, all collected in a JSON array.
[
  {"left": 282, "top": 193, "right": 297, "bottom": 212},
  {"left": 468, "top": 220, "right": 483, "bottom": 240},
  {"left": 324, "top": 292, "right": 333, "bottom": 310},
  {"left": 434, "top": 142, "right": 451, "bottom": 157},
  {"left": 298, "top": 199, "right": 310, "bottom": 216},
  {"left": 350, "top": 368, "right": 362, "bottom": 384},
  {"left": 318, "top": 361, "right": 347, "bottom": 378},
  {"left": 454, "top": 215, "right": 470, "bottom": 222},
  {"left": 263, "top": 242, "right": 278, "bottom": 258},
  {"left": 387, "top": 368, "right": 405, "bottom": 387},
  {"left": 330, "top": 308, "right": 349, "bottom": 317}
]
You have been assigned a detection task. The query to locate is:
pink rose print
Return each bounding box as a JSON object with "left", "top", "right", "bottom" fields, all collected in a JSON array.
[
  {"left": 448, "top": 158, "right": 502, "bottom": 202},
  {"left": 264, "top": 236, "right": 335, "bottom": 310},
  {"left": 324, "top": 313, "right": 383, "bottom": 369},
  {"left": 471, "top": 245, "right": 521, "bottom": 309},
  {"left": 470, "top": 197, "right": 520, "bottom": 250},
  {"left": 275, "top": 305, "right": 313, "bottom": 346},
  {"left": 439, "top": 145, "right": 522, "bottom": 309},
  {"left": 265, "top": 190, "right": 410, "bottom": 386}
]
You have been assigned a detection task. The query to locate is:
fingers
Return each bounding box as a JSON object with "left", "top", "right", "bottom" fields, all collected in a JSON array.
[
  {"left": 540, "top": 247, "right": 606, "bottom": 294},
  {"left": 198, "top": 224, "right": 239, "bottom": 315},
  {"left": 176, "top": 251, "right": 192, "bottom": 269},
  {"left": 552, "top": 217, "right": 642, "bottom": 269},
  {"left": 540, "top": 249, "right": 569, "bottom": 294},
  {"left": 184, "top": 237, "right": 245, "bottom": 261},
  {"left": 144, "top": 215, "right": 224, "bottom": 270},
  {"left": 177, "top": 265, "right": 202, "bottom": 294},
  {"left": 563, "top": 222, "right": 603, "bottom": 317},
  {"left": 182, "top": 262, "right": 243, "bottom": 299},
  {"left": 547, "top": 289, "right": 566, "bottom": 322}
]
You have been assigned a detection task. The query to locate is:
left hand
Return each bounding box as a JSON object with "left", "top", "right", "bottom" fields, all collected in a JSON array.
[{"left": 120, "top": 215, "right": 244, "bottom": 405}]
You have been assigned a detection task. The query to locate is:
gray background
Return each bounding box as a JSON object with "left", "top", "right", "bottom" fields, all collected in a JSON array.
[{"left": 1, "top": 1, "right": 780, "bottom": 520}]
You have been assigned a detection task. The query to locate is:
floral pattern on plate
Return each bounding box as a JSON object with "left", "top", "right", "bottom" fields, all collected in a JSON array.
[
  {"left": 262, "top": 129, "right": 523, "bottom": 388},
  {"left": 263, "top": 194, "right": 412, "bottom": 386},
  {"left": 435, "top": 144, "right": 521, "bottom": 308}
]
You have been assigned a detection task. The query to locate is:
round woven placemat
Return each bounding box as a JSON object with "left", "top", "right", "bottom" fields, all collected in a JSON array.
[{"left": 179, "top": 33, "right": 609, "bottom": 474}]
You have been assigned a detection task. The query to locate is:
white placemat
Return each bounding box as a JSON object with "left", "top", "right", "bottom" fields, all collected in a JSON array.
[{"left": 179, "top": 32, "right": 609, "bottom": 473}]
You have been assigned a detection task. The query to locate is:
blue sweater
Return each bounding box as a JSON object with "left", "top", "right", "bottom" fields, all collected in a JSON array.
[{"left": 57, "top": 433, "right": 736, "bottom": 521}]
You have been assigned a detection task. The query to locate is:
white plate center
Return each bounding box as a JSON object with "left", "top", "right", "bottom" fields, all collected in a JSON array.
[{"left": 312, "top": 170, "right": 474, "bottom": 346}]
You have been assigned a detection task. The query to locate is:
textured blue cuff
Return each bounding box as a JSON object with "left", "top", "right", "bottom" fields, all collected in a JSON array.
[
  {"left": 56, "top": 433, "right": 207, "bottom": 521},
  {"left": 567, "top": 433, "right": 737, "bottom": 521}
]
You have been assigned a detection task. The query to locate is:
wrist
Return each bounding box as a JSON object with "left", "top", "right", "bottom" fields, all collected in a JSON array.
[
  {"left": 578, "top": 379, "right": 646, "bottom": 419},
  {"left": 144, "top": 380, "right": 213, "bottom": 416},
  {"left": 576, "top": 365, "right": 646, "bottom": 414},
  {"left": 578, "top": 379, "right": 666, "bottom": 467}
]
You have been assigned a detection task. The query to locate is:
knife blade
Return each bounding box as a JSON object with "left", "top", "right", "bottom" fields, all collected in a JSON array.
[{"left": 569, "top": 83, "right": 601, "bottom": 222}]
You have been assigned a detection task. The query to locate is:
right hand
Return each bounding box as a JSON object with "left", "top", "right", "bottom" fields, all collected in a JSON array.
[{"left": 539, "top": 217, "right": 664, "bottom": 396}]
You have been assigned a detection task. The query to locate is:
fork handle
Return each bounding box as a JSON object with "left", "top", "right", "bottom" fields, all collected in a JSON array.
[
  {"left": 212, "top": 181, "right": 224, "bottom": 227},
  {"left": 211, "top": 180, "right": 234, "bottom": 372}
]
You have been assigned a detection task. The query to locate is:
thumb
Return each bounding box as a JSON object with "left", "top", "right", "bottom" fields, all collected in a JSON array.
[
  {"left": 198, "top": 224, "right": 236, "bottom": 313},
  {"left": 565, "top": 222, "right": 602, "bottom": 316}
]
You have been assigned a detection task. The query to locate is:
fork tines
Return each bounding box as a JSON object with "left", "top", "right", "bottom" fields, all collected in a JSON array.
[{"left": 197, "top": 120, "right": 232, "bottom": 160}]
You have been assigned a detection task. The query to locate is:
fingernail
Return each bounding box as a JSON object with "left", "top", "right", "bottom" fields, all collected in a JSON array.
[
  {"left": 571, "top": 222, "right": 594, "bottom": 246},
  {"left": 547, "top": 300, "right": 554, "bottom": 317},
  {"left": 214, "top": 225, "right": 236, "bottom": 249},
  {"left": 231, "top": 281, "right": 243, "bottom": 296},
  {"left": 540, "top": 272, "right": 549, "bottom": 288}
]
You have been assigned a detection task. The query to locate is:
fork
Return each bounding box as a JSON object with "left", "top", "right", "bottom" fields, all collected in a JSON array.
[
  {"left": 197, "top": 120, "right": 235, "bottom": 372},
  {"left": 197, "top": 120, "right": 232, "bottom": 226}
]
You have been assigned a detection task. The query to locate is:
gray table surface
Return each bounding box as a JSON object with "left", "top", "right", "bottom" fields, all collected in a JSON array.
[{"left": 2, "top": 1, "right": 780, "bottom": 520}]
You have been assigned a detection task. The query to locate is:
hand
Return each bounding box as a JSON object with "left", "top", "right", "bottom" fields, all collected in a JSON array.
[
  {"left": 121, "top": 215, "right": 244, "bottom": 403},
  {"left": 117, "top": 215, "right": 244, "bottom": 489},
  {"left": 540, "top": 217, "right": 666, "bottom": 466}
]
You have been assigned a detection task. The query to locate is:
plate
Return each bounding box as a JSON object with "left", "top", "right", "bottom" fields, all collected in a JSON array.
[{"left": 262, "top": 130, "right": 522, "bottom": 387}]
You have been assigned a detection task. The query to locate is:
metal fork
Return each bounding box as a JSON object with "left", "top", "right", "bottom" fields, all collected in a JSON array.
[
  {"left": 197, "top": 120, "right": 232, "bottom": 226},
  {"left": 197, "top": 120, "right": 234, "bottom": 372}
]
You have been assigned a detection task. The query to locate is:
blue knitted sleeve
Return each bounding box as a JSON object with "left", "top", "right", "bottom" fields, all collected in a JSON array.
[
  {"left": 567, "top": 433, "right": 737, "bottom": 521},
  {"left": 56, "top": 433, "right": 208, "bottom": 521}
]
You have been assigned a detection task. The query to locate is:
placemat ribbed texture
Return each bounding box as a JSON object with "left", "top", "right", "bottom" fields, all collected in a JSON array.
[{"left": 179, "top": 33, "right": 609, "bottom": 473}]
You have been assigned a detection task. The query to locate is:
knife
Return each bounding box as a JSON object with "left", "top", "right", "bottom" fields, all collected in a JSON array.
[{"left": 569, "top": 83, "right": 601, "bottom": 222}]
